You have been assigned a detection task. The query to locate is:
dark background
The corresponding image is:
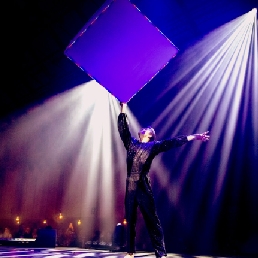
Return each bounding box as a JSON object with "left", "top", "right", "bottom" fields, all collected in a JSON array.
[{"left": 1, "top": 0, "right": 257, "bottom": 122}]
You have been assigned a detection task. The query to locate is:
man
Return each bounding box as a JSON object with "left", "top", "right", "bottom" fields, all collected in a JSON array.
[{"left": 118, "top": 102, "right": 209, "bottom": 258}]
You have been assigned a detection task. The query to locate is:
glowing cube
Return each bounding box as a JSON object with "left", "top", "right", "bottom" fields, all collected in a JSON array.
[{"left": 65, "top": 0, "right": 178, "bottom": 102}]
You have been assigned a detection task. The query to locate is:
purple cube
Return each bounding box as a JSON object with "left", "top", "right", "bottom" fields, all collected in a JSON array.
[{"left": 65, "top": 0, "right": 178, "bottom": 102}]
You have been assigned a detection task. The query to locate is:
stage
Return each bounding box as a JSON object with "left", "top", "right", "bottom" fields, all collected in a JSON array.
[{"left": 0, "top": 247, "right": 252, "bottom": 258}]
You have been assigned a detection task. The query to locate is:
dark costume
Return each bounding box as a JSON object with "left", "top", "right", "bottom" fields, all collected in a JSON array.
[{"left": 118, "top": 113, "right": 189, "bottom": 257}]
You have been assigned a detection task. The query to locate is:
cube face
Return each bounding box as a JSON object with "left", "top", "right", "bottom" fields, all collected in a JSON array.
[{"left": 65, "top": 0, "right": 178, "bottom": 102}]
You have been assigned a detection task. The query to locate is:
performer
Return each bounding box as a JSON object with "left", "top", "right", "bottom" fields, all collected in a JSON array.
[{"left": 118, "top": 102, "right": 209, "bottom": 258}]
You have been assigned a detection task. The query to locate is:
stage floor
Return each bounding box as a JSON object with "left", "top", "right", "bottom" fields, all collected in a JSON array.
[{"left": 0, "top": 247, "right": 248, "bottom": 258}]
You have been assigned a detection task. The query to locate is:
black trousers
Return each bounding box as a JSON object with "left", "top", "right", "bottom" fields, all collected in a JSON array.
[{"left": 125, "top": 177, "right": 166, "bottom": 257}]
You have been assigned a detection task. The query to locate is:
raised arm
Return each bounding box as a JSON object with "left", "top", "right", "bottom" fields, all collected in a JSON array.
[{"left": 118, "top": 102, "right": 131, "bottom": 150}]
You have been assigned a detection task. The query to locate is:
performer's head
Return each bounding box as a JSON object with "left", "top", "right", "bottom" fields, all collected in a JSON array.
[{"left": 138, "top": 127, "right": 156, "bottom": 142}]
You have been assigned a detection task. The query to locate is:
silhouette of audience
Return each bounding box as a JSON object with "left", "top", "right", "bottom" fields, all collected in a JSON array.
[
  {"left": 24, "top": 227, "right": 33, "bottom": 238},
  {"left": 2, "top": 227, "right": 12, "bottom": 239},
  {"left": 64, "top": 223, "right": 77, "bottom": 247}
]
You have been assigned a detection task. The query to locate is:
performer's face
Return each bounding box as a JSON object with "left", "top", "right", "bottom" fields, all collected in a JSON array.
[{"left": 139, "top": 128, "right": 155, "bottom": 143}]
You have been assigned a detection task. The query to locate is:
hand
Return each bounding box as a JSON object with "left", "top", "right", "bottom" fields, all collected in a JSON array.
[
  {"left": 120, "top": 102, "right": 127, "bottom": 107},
  {"left": 194, "top": 131, "right": 210, "bottom": 141},
  {"left": 120, "top": 102, "right": 127, "bottom": 113}
]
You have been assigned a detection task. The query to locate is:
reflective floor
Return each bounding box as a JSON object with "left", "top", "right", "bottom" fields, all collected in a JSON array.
[{"left": 0, "top": 247, "right": 247, "bottom": 258}]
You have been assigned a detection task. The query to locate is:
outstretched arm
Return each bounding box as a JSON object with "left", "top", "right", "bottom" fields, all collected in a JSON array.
[
  {"left": 118, "top": 102, "right": 131, "bottom": 150},
  {"left": 187, "top": 131, "right": 210, "bottom": 142},
  {"left": 152, "top": 131, "right": 210, "bottom": 154}
]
